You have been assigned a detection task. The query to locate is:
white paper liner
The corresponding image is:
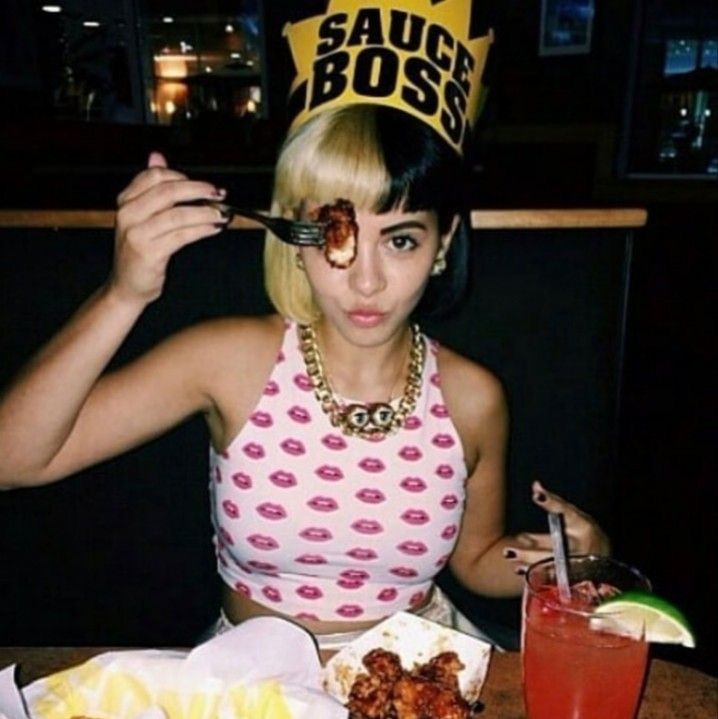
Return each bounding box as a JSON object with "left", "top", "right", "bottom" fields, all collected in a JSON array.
[
  {"left": 320, "top": 611, "right": 492, "bottom": 705},
  {"left": 0, "top": 617, "right": 347, "bottom": 719}
]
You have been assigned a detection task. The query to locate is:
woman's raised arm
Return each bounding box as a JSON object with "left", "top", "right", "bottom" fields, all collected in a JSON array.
[{"left": 0, "top": 153, "right": 228, "bottom": 487}]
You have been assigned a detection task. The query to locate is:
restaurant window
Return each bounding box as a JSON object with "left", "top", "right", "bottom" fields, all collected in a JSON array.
[
  {"left": 142, "top": 2, "right": 264, "bottom": 127},
  {"left": 24, "top": 0, "right": 265, "bottom": 127},
  {"left": 620, "top": 0, "right": 717, "bottom": 178}
]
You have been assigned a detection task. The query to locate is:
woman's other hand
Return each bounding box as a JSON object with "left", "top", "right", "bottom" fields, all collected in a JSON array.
[
  {"left": 109, "top": 151, "right": 229, "bottom": 306},
  {"left": 503, "top": 480, "right": 612, "bottom": 575}
]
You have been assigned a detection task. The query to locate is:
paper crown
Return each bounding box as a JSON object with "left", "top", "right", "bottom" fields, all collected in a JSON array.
[{"left": 283, "top": 0, "right": 493, "bottom": 155}]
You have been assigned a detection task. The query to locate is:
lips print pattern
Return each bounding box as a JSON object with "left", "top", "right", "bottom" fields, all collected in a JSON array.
[{"left": 209, "top": 326, "right": 466, "bottom": 621}]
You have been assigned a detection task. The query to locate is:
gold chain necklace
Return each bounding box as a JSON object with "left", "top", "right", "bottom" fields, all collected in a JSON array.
[{"left": 299, "top": 323, "right": 425, "bottom": 440}]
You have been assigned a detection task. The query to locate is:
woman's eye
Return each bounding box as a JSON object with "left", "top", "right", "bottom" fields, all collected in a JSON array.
[{"left": 388, "top": 235, "right": 418, "bottom": 251}]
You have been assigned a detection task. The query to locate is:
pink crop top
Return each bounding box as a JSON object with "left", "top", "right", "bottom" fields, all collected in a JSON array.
[{"left": 209, "top": 321, "right": 468, "bottom": 622}]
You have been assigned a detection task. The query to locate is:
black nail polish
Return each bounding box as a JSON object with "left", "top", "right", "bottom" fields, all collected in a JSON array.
[
  {"left": 503, "top": 549, "right": 517, "bottom": 559},
  {"left": 535, "top": 491, "right": 547, "bottom": 503}
]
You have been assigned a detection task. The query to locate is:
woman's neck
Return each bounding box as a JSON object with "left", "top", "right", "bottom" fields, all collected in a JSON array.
[{"left": 312, "top": 321, "right": 413, "bottom": 403}]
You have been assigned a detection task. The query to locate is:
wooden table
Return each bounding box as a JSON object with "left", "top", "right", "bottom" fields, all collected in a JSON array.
[{"left": 0, "top": 647, "right": 715, "bottom": 718}]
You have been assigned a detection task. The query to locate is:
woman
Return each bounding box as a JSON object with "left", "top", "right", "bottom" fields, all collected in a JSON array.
[{"left": 0, "top": 104, "right": 608, "bottom": 659}]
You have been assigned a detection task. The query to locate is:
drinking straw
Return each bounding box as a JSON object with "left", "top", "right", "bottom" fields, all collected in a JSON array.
[{"left": 548, "top": 511, "right": 572, "bottom": 604}]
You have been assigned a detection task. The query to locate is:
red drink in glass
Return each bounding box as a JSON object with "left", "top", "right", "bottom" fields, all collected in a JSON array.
[{"left": 522, "top": 555, "right": 651, "bottom": 719}]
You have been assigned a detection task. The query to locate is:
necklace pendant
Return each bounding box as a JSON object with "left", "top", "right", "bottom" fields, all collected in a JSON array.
[
  {"left": 299, "top": 323, "right": 425, "bottom": 441},
  {"left": 370, "top": 402, "right": 395, "bottom": 429},
  {"left": 344, "top": 403, "right": 372, "bottom": 431}
]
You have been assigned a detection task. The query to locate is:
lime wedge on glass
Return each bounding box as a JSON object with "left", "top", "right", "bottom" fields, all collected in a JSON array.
[{"left": 591, "top": 590, "right": 695, "bottom": 647}]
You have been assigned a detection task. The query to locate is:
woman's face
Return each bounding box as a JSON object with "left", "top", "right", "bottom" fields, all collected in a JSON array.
[{"left": 299, "top": 205, "right": 455, "bottom": 345}]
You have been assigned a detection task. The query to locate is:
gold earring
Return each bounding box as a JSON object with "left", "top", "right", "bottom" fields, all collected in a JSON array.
[
  {"left": 431, "top": 253, "right": 447, "bottom": 276},
  {"left": 295, "top": 253, "right": 305, "bottom": 271}
]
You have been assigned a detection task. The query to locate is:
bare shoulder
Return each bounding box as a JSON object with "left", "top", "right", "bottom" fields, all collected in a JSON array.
[
  {"left": 435, "top": 343, "right": 508, "bottom": 469},
  {"left": 436, "top": 344, "right": 506, "bottom": 416},
  {"left": 171, "top": 313, "right": 285, "bottom": 398},
  {"left": 173, "top": 313, "right": 286, "bottom": 449},
  {"left": 176, "top": 313, "right": 285, "bottom": 363}
]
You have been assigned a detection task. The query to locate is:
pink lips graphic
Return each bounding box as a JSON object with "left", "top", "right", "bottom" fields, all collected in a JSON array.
[
  {"left": 262, "top": 586, "right": 282, "bottom": 602},
  {"left": 435, "top": 464, "right": 455, "bottom": 479},
  {"left": 296, "top": 585, "right": 323, "bottom": 600},
  {"left": 337, "top": 577, "right": 365, "bottom": 590},
  {"left": 214, "top": 467, "right": 222, "bottom": 483},
  {"left": 432, "top": 433, "right": 455, "bottom": 449},
  {"left": 299, "top": 527, "right": 333, "bottom": 542},
  {"left": 398, "top": 446, "right": 422, "bottom": 461},
  {"left": 232, "top": 472, "right": 252, "bottom": 490},
  {"left": 404, "top": 415, "right": 422, "bottom": 430},
  {"left": 269, "top": 470, "right": 297, "bottom": 488},
  {"left": 355, "top": 488, "right": 386, "bottom": 504},
  {"left": 222, "top": 499, "right": 240, "bottom": 519},
  {"left": 247, "top": 534, "right": 279, "bottom": 551},
  {"left": 321, "top": 434, "right": 348, "bottom": 450},
  {"left": 256, "top": 502, "right": 287, "bottom": 520},
  {"left": 277, "top": 350, "right": 285, "bottom": 362},
  {"left": 396, "top": 540, "right": 428, "bottom": 556},
  {"left": 377, "top": 587, "right": 399, "bottom": 602},
  {"left": 400, "top": 477, "right": 427, "bottom": 493},
  {"left": 295, "top": 554, "right": 328, "bottom": 565},
  {"left": 234, "top": 581, "right": 251, "bottom": 597},
  {"left": 435, "top": 553, "right": 451, "bottom": 567},
  {"left": 293, "top": 373, "right": 313, "bottom": 392},
  {"left": 336, "top": 604, "right": 364, "bottom": 618},
  {"left": 218, "top": 526, "right": 234, "bottom": 546},
  {"left": 340, "top": 569, "right": 370, "bottom": 581},
  {"left": 315, "top": 465, "right": 344, "bottom": 481},
  {"left": 263, "top": 380, "right": 280, "bottom": 396},
  {"left": 430, "top": 373, "right": 441, "bottom": 387},
  {"left": 280, "top": 438, "right": 306, "bottom": 456},
  {"left": 248, "top": 560, "right": 279, "bottom": 573},
  {"left": 346, "top": 547, "right": 378, "bottom": 561},
  {"left": 390, "top": 566, "right": 418, "bottom": 578},
  {"left": 307, "top": 496, "right": 339, "bottom": 512},
  {"left": 431, "top": 403, "right": 450, "bottom": 418},
  {"left": 441, "top": 524, "right": 459, "bottom": 540},
  {"left": 287, "top": 405, "right": 311, "bottom": 424},
  {"left": 400, "top": 509, "right": 430, "bottom": 525},
  {"left": 350, "top": 519, "right": 384, "bottom": 534},
  {"left": 249, "top": 410, "right": 273, "bottom": 428},
  {"left": 441, "top": 494, "right": 460, "bottom": 510},
  {"left": 358, "top": 457, "right": 386, "bottom": 473},
  {"left": 242, "top": 442, "right": 265, "bottom": 460}
]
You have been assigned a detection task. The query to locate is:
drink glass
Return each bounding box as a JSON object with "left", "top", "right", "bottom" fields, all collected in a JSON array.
[{"left": 522, "top": 554, "right": 651, "bottom": 719}]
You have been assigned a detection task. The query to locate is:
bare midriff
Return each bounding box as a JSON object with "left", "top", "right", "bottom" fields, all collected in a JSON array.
[{"left": 221, "top": 583, "right": 433, "bottom": 661}]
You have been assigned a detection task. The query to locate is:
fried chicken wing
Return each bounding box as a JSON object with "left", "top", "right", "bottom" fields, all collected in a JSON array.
[
  {"left": 313, "top": 198, "right": 358, "bottom": 268},
  {"left": 346, "top": 648, "right": 475, "bottom": 719},
  {"left": 393, "top": 675, "right": 472, "bottom": 719}
]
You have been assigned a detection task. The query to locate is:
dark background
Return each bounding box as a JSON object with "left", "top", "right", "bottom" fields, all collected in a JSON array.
[{"left": 1, "top": 0, "right": 715, "bottom": 676}]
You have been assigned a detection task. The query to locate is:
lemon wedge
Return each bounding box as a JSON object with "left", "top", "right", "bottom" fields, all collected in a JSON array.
[{"left": 591, "top": 590, "right": 695, "bottom": 647}]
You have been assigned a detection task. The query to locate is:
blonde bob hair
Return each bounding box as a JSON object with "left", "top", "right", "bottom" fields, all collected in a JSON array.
[{"left": 264, "top": 104, "right": 470, "bottom": 324}]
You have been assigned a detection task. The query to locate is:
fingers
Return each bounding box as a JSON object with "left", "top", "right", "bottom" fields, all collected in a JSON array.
[
  {"left": 117, "top": 152, "right": 225, "bottom": 208},
  {"left": 531, "top": 480, "right": 582, "bottom": 518},
  {"left": 502, "top": 533, "right": 553, "bottom": 575},
  {"left": 119, "top": 179, "right": 225, "bottom": 228},
  {"left": 145, "top": 204, "right": 229, "bottom": 254},
  {"left": 531, "top": 480, "right": 612, "bottom": 557},
  {"left": 147, "top": 151, "right": 167, "bottom": 168},
  {"left": 110, "top": 154, "right": 229, "bottom": 304},
  {"left": 503, "top": 481, "right": 613, "bottom": 575}
]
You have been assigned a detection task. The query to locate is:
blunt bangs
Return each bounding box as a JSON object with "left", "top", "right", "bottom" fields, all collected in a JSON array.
[{"left": 272, "top": 105, "right": 389, "bottom": 214}]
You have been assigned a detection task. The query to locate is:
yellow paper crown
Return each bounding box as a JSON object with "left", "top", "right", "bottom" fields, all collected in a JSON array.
[{"left": 283, "top": 0, "right": 492, "bottom": 155}]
